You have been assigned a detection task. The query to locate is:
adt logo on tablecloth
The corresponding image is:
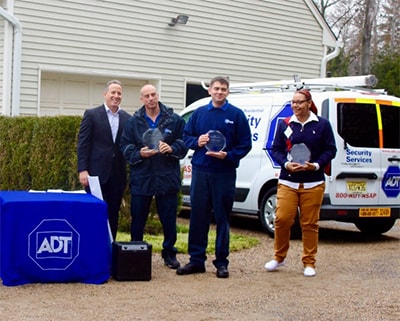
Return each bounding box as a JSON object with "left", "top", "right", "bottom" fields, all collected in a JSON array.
[{"left": 28, "top": 219, "right": 80, "bottom": 270}]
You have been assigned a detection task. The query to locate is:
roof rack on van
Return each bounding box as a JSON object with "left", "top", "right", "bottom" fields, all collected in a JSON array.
[{"left": 229, "top": 75, "right": 379, "bottom": 93}]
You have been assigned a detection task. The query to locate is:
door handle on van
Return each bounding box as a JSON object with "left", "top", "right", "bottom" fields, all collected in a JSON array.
[
  {"left": 388, "top": 157, "right": 400, "bottom": 162},
  {"left": 336, "top": 172, "right": 378, "bottom": 180}
]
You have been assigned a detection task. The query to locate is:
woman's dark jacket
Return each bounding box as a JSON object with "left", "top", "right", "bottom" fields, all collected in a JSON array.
[{"left": 272, "top": 115, "right": 337, "bottom": 183}]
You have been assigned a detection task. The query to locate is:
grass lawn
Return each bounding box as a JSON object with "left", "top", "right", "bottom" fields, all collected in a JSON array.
[{"left": 116, "top": 223, "right": 259, "bottom": 254}]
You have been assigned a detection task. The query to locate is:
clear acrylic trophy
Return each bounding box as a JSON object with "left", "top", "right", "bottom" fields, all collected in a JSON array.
[
  {"left": 290, "top": 143, "right": 311, "bottom": 164},
  {"left": 205, "top": 130, "right": 226, "bottom": 152},
  {"left": 142, "top": 128, "right": 163, "bottom": 151}
]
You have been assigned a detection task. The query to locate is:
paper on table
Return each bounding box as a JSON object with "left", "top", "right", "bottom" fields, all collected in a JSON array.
[
  {"left": 88, "top": 175, "right": 103, "bottom": 200},
  {"left": 30, "top": 189, "right": 86, "bottom": 193},
  {"left": 46, "top": 189, "right": 64, "bottom": 193},
  {"left": 64, "top": 190, "right": 86, "bottom": 193},
  {"left": 88, "top": 175, "right": 113, "bottom": 243}
]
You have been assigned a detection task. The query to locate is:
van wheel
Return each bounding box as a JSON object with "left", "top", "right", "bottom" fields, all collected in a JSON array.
[
  {"left": 354, "top": 218, "right": 396, "bottom": 235},
  {"left": 259, "top": 187, "right": 277, "bottom": 237},
  {"left": 259, "top": 187, "right": 301, "bottom": 239},
  {"left": 259, "top": 187, "right": 276, "bottom": 237}
]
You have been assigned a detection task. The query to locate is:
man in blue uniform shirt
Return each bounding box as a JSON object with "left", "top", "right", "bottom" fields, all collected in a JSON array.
[{"left": 177, "top": 76, "right": 252, "bottom": 278}]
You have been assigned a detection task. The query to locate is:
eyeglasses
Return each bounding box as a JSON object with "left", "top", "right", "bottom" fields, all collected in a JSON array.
[{"left": 291, "top": 99, "right": 309, "bottom": 105}]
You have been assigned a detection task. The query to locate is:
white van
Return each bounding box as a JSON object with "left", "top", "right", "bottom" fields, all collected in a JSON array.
[{"left": 180, "top": 75, "right": 400, "bottom": 236}]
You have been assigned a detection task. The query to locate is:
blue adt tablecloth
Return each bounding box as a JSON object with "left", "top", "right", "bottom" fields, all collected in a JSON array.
[{"left": 0, "top": 191, "right": 111, "bottom": 286}]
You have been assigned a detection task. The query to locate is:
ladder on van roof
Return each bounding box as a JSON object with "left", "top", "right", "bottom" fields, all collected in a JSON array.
[{"left": 228, "top": 74, "right": 382, "bottom": 94}]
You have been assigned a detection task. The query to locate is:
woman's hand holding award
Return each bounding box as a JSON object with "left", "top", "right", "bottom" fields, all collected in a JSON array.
[{"left": 290, "top": 143, "right": 311, "bottom": 164}]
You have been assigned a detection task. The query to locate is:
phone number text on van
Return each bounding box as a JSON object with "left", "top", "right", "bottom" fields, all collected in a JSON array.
[{"left": 336, "top": 193, "right": 377, "bottom": 199}]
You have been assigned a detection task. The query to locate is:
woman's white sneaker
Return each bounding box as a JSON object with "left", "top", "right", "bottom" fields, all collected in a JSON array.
[
  {"left": 264, "top": 259, "right": 285, "bottom": 271},
  {"left": 304, "top": 267, "right": 316, "bottom": 277}
]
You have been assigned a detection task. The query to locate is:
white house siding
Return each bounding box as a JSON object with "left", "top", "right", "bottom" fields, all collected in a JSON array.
[
  {"left": 0, "top": 20, "right": 3, "bottom": 109},
  {"left": 38, "top": 73, "right": 147, "bottom": 116},
  {"left": 5, "top": 0, "right": 336, "bottom": 116}
]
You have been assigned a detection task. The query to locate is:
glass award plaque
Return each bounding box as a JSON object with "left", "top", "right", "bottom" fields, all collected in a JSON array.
[
  {"left": 290, "top": 143, "right": 311, "bottom": 164},
  {"left": 205, "top": 130, "right": 226, "bottom": 152},
  {"left": 142, "top": 128, "right": 163, "bottom": 151}
]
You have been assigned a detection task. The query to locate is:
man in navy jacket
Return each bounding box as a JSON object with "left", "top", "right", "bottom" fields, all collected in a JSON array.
[{"left": 120, "top": 84, "right": 188, "bottom": 269}]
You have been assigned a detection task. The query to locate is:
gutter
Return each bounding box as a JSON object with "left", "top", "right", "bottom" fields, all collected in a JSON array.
[
  {"left": 0, "top": 6, "right": 22, "bottom": 116},
  {"left": 320, "top": 41, "right": 343, "bottom": 78},
  {"left": 303, "top": 0, "right": 343, "bottom": 78}
]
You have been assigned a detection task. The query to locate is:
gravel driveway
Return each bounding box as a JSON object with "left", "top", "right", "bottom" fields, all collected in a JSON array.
[{"left": 1, "top": 217, "right": 399, "bottom": 321}]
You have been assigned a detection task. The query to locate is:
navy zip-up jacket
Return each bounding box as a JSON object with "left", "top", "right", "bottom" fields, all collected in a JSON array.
[
  {"left": 272, "top": 114, "right": 337, "bottom": 183},
  {"left": 120, "top": 103, "right": 188, "bottom": 195}
]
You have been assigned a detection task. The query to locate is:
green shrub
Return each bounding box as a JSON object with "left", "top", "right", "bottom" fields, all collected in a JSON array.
[
  {"left": 0, "top": 116, "right": 35, "bottom": 190},
  {"left": 0, "top": 116, "right": 82, "bottom": 190},
  {"left": 0, "top": 115, "right": 174, "bottom": 235}
]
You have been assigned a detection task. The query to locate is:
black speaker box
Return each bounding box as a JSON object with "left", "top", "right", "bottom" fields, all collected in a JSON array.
[{"left": 112, "top": 241, "right": 152, "bottom": 281}]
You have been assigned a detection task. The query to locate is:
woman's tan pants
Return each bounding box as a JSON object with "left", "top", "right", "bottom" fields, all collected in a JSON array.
[{"left": 274, "top": 182, "right": 325, "bottom": 268}]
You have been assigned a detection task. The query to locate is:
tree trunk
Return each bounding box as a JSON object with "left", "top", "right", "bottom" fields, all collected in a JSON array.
[{"left": 361, "top": 0, "right": 378, "bottom": 74}]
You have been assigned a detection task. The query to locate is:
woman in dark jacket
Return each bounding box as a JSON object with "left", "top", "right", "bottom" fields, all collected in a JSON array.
[{"left": 264, "top": 89, "right": 337, "bottom": 277}]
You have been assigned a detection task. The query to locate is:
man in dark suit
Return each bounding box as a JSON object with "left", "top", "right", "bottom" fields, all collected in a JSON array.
[{"left": 77, "top": 79, "right": 131, "bottom": 240}]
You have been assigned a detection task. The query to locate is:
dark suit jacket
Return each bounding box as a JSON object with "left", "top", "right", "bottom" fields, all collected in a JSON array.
[{"left": 77, "top": 104, "right": 131, "bottom": 188}]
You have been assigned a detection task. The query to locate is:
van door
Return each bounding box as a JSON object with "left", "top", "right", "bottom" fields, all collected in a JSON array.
[
  {"left": 379, "top": 101, "right": 400, "bottom": 203},
  {"left": 329, "top": 97, "right": 400, "bottom": 208},
  {"left": 233, "top": 96, "right": 273, "bottom": 208}
]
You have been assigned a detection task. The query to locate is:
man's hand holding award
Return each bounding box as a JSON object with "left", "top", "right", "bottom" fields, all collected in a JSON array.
[
  {"left": 205, "top": 130, "right": 227, "bottom": 160},
  {"left": 141, "top": 128, "right": 163, "bottom": 157}
]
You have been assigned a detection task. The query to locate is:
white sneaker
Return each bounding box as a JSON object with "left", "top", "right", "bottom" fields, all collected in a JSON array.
[
  {"left": 304, "top": 266, "right": 316, "bottom": 277},
  {"left": 264, "top": 259, "right": 285, "bottom": 272}
]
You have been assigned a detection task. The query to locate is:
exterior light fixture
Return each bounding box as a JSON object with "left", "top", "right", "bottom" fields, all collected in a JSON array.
[{"left": 168, "top": 14, "right": 189, "bottom": 27}]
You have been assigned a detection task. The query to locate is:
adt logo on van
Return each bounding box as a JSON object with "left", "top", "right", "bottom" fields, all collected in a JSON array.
[
  {"left": 28, "top": 219, "right": 80, "bottom": 270},
  {"left": 382, "top": 165, "right": 400, "bottom": 198},
  {"left": 265, "top": 101, "right": 293, "bottom": 167}
]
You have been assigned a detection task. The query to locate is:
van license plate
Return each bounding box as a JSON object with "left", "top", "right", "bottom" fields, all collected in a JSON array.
[
  {"left": 347, "top": 181, "right": 367, "bottom": 192},
  {"left": 359, "top": 208, "right": 391, "bottom": 217},
  {"left": 182, "top": 195, "right": 191, "bottom": 205}
]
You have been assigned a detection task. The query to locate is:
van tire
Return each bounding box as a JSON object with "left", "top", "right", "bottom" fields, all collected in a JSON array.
[
  {"left": 259, "top": 187, "right": 277, "bottom": 237},
  {"left": 354, "top": 218, "right": 396, "bottom": 235}
]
